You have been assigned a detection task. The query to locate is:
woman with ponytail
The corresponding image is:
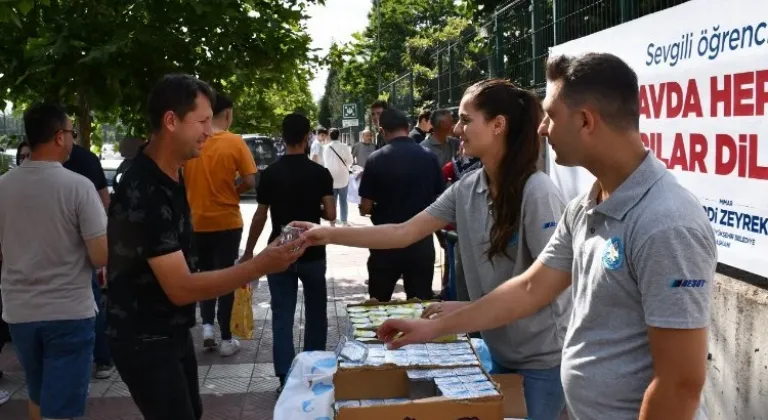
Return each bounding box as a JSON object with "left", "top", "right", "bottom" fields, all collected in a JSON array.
[{"left": 293, "top": 79, "right": 571, "bottom": 419}]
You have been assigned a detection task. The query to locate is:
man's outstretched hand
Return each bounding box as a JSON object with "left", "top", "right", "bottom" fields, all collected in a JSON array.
[
  {"left": 253, "top": 237, "right": 307, "bottom": 275},
  {"left": 376, "top": 318, "right": 441, "bottom": 349}
]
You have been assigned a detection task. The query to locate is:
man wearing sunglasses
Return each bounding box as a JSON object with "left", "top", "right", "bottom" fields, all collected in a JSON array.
[{"left": 0, "top": 103, "right": 108, "bottom": 420}]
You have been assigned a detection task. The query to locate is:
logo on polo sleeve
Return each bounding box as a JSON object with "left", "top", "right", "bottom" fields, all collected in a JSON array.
[
  {"left": 602, "top": 237, "right": 624, "bottom": 270},
  {"left": 669, "top": 279, "right": 707, "bottom": 288}
]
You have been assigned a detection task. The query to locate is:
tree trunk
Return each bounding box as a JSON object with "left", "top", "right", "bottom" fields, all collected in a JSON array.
[{"left": 76, "top": 90, "right": 92, "bottom": 152}]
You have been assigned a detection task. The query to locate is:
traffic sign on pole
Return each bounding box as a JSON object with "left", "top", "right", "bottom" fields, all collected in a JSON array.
[{"left": 342, "top": 103, "right": 358, "bottom": 119}]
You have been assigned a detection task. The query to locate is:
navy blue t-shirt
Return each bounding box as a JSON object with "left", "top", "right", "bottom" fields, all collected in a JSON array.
[{"left": 359, "top": 136, "right": 445, "bottom": 226}]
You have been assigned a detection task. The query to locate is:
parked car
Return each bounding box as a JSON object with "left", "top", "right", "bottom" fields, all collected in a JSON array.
[{"left": 241, "top": 134, "right": 285, "bottom": 197}]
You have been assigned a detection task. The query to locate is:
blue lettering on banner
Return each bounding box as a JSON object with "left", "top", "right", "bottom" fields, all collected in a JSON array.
[
  {"left": 702, "top": 206, "right": 768, "bottom": 237},
  {"left": 669, "top": 279, "right": 707, "bottom": 288},
  {"left": 646, "top": 21, "right": 768, "bottom": 67}
]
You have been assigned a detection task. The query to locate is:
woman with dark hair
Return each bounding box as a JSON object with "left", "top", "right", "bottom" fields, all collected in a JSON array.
[
  {"left": 15, "top": 141, "right": 31, "bottom": 166},
  {"left": 292, "top": 79, "right": 571, "bottom": 419}
]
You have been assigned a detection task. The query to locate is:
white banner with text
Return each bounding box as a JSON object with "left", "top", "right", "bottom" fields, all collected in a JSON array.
[{"left": 547, "top": 0, "right": 768, "bottom": 277}]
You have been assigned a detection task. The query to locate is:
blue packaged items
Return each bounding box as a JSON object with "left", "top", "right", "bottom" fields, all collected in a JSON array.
[
  {"left": 334, "top": 400, "right": 361, "bottom": 409},
  {"left": 458, "top": 374, "right": 489, "bottom": 383},
  {"left": 384, "top": 398, "right": 410, "bottom": 405},
  {"left": 434, "top": 376, "right": 462, "bottom": 386},
  {"left": 406, "top": 369, "right": 433, "bottom": 379},
  {"left": 360, "top": 399, "right": 387, "bottom": 407},
  {"left": 464, "top": 380, "right": 496, "bottom": 392},
  {"left": 452, "top": 367, "right": 483, "bottom": 376},
  {"left": 437, "top": 382, "right": 468, "bottom": 396},
  {"left": 429, "top": 369, "right": 456, "bottom": 378}
]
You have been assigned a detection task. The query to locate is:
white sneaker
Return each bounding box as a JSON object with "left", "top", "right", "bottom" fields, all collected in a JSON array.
[
  {"left": 202, "top": 324, "right": 216, "bottom": 349},
  {"left": 0, "top": 389, "right": 10, "bottom": 405},
  {"left": 219, "top": 339, "right": 241, "bottom": 357}
]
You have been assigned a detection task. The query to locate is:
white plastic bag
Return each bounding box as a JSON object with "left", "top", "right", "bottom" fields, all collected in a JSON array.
[
  {"left": 273, "top": 351, "right": 337, "bottom": 420},
  {"left": 347, "top": 172, "right": 362, "bottom": 205}
]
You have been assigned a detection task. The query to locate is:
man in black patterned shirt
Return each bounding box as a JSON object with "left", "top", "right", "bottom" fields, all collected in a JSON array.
[{"left": 106, "top": 74, "right": 306, "bottom": 420}]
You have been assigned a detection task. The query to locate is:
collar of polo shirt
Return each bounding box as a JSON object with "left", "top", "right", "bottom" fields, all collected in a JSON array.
[{"left": 581, "top": 151, "right": 667, "bottom": 220}]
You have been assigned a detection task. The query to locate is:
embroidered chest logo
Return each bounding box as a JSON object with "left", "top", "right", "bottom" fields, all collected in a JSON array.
[{"left": 602, "top": 236, "right": 624, "bottom": 270}]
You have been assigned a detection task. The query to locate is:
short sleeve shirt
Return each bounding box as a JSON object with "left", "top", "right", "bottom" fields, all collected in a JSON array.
[
  {"left": 257, "top": 154, "right": 333, "bottom": 262},
  {"left": 309, "top": 140, "right": 325, "bottom": 166},
  {"left": 359, "top": 137, "right": 445, "bottom": 227},
  {"left": 106, "top": 151, "right": 197, "bottom": 339},
  {"left": 184, "top": 131, "right": 257, "bottom": 232},
  {"left": 426, "top": 170, "right": 571, "bottom": 369},
  {"left": 420, "top": 136, "right": 461, "bottom": 168},
  {"left": 0, "top": 161, "right": 106, "bottom": 323},
  {"left": 351, "top": 142, "right": 376, "bottom": 167},
  {"left": 538, "top": 152, "right": 716, "bottom": 419},
  {"left": 64, "top": 144, "right": 108, "bottom": 191}
]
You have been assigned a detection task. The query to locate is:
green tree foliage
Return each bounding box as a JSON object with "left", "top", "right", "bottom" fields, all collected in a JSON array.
[
  {"left": 319, "top": 0, "right": 462, "bottom": 115},
  {"left": 323, "top": 0, "right": 690, "bottom": 112},
  {"left": 0, "top": 0, "right": 322, "bottom": 149},
  {"left": 317, "top": 43, "right": 347, "bottom": 129}
]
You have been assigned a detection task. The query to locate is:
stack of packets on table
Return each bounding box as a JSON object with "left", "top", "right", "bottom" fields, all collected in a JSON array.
[
  {"left": 333, "top": 337, "right": 502, "bottom": 416},
  {"left": 345, "top": 300, "right": 457, "bottom": 342},
  {"left": 337, "top": 341, "right": 480, "bottom": 369}
]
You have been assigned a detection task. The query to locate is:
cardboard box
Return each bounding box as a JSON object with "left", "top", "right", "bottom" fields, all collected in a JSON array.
[
  {"left": 492, "top": 374, "right": 527, "bottom": 419},
  {"left": 334, "top": 367, "right": 504, "bottom": 420}
]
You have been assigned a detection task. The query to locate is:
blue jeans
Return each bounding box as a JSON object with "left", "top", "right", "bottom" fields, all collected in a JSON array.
[
  {"left": 267, "top": 260, "right": 328, "bottom": 380},
  {"left": 10, "top": 318, "right": 95, "bottom": 418},
  {"left": 333, "top": 186, "right": 348, "bottom": 222},
  {"left": 92, "top": 272, "right": 112, "bottom": 365},
  {"left": 490, "top": 360, "right": 565, "bottom": 420}
]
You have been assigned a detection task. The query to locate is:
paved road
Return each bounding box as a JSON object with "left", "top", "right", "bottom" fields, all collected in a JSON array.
[{"left": 0, "top": 200, "right": 443, "bottom": 419}]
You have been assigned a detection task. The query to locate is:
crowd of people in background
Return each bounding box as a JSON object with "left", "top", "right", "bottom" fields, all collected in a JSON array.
[{"left": 0, "top": 51, "right": 716, "bottom": 420}]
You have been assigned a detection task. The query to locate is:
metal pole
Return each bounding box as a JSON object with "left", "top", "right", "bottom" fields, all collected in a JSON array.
[
  {"left": 620, "top": 0, "right": 639, "bottom": 23},
  {"left": 436, "top": 50, "right": 443, "bottom": 108},
  {"left": 553, "top": 0, "right": 565, "bottom": 45},
  {"left": 494, "top": 14, "right": 504, "bottom": 78},
  {"left": 408, "top": 71, "right": 414, "bottom": 116},
  {"left": 447, "top": 44, "right": 454, "bottom": 106},
  {"left": 530, "top": 0, "right": 544, "bottom": 87},
  {"left": 376, "top": 0, "right": 382, "bottom": 93}
]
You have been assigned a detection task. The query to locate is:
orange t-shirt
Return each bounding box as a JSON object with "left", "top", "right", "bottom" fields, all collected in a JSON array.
[{"left": 184, "top": 131, "right": 257, "bottom": 232}]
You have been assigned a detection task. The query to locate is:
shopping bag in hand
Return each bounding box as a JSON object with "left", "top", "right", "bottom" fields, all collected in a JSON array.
[{"left": 230, "top": 284, "right": 254, "bottom": 339}]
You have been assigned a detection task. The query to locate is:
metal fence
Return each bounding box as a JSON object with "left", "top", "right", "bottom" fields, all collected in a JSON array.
[
  {"left": 0, "top": 113, "right": 24, "bottom": 138},
  {"left": 382, "top": 0, "right": 690, "bottom": 114}
]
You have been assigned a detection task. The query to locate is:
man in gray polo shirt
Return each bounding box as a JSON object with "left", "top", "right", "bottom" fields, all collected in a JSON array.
[
  {"left": 0, "top": 103, "right": 108, "bottom": 420},
  {"left": 378, "top": 53, "right": 715, "bottom": 420},
  {"left": 420, "top": 108, "right": 460, "bottom": 167}
]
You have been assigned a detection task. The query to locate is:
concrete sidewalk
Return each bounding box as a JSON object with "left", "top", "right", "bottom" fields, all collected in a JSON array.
[{"left": 0, "top": 205, "right": 443, "bottom": 419}]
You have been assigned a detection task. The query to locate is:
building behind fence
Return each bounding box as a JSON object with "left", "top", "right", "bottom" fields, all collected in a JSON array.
[{"left": 381, "top": 0, "right": 690, "bottom": 114}]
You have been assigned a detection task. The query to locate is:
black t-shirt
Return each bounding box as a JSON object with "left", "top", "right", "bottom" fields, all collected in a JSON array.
[
  {"left": 409, "top": 127, "right": 427, "bottom": 144},
  {"left": 63, "top": 144, "right": 108, "bottom": 191},
  {"left": 359, "top": 136, "right": 445, "bottom": 226},
  {"left": 257, "top": 154, "right": 333, "bottom": 262},
  {"left": 105, "top": 151, "right": 197, "bottom": 339}
]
